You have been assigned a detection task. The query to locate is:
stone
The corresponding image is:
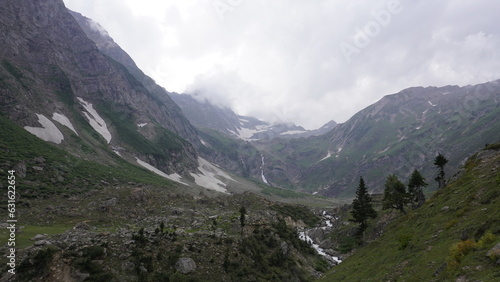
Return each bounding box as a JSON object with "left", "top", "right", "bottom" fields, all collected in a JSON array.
[
  {"left": 34, "top": 157, "right": 46, "bottom": 163},
  {"left": 30, "top": 234, "right": 47, "bottom": 241},
  {"left": 119, "top": 253, "right": 130, "bottom": 260},
  {"left": 175, "top": 257, "right": 197, "bottom": 274},
  {"left": 13, "top": 162, "right": 27, "bottom": 178},
  {"left": 73, "top": 222, "right": 91, "bottom": 230},
  {"left": 34, "top": 240, "right": 50, "bottom": 246},
  {"left": 441, "top": 206, "right": 450, "bottom": 211},
  {"left": 121, "top": 261, "right": 135, "bottom": 272},
  {"left": 486, "top": 242, "right": 500, "bottom": 259},
  {"left": 280, "top": 241, "right": 289, "bottom": 256},
  {"left": 32, "top": 166, "right": 44, "bottom": 172}
]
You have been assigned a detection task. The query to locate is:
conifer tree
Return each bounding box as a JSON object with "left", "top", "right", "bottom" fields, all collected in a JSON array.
[
  {"left": 239, "top": 206, "right": 246, "bottom": 237},
  {"left": 239, "top": 206, "right": 246, "bottom": 227},
  {"left": 160, "top": 221, "right": 165, "bottom": 233},
  {"left": 350, "top": 177, "right": 377, "bottom": 236},
  {"left": 434, "top": 153, "right": 449, "bottom": 189},
  {"left": 382, "top": 174, "right": 409, "bottom": 214},
  {"left": 408, "top": 169, "right": 427, "bottom": 209}
]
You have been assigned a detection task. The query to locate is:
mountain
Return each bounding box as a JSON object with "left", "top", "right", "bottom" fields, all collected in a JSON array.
[
  {"left": 3, "top": 0, "right": 498, "bottom": 199},
  {"left": 68, "top": 11, "right": 200, "bottom": 146},
  {"left": 68, "top": 3, "right": 500, "bottom": 200},
  {"left": 0, "top": 0, "right": 201, "bottom": 179},
  {"left": 256, "top": 82, "right": 500, "bottom": 196},
  {"left": 170, "top": 92, "right": 336, "bottom": 140},
  {"left": 70, "top": 10, "right": 334, "bottom": 143}
]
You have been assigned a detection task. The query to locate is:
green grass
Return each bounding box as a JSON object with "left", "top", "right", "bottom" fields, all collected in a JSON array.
[
  {"left": 320, "top": 146, "right": 500, "bottom": 281},
  {"left": 0, "top": 224, "right": 72, "bottom": 250},
  {"left": 0, "top": 114, "right": 177, "bottom": 198}
]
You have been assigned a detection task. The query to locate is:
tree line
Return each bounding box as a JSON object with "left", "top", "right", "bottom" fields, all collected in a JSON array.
[{"left": 350, "top": 153, "right": 449, "bottom": 236}]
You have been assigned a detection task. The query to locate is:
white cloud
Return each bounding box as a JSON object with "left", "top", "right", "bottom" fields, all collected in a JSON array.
[{"left": 63, "top": 0, "right": 500, "bottom": 129}]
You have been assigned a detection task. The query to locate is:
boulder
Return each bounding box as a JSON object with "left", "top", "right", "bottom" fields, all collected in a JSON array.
[
  {"left": 486, "top": 242, "right": 500, "bottom": 259},
  {"left": 175, "top": 257, "right": 197, "bottom": 274},
  {"left": 34, "top": 240, "right": 50, "bottom": 246},
  {"left": 32, "top": 166, "right": 44, "bottom": 172},
  {"left": 13, "top": 162, "right": 26, "bottom": 178},
  {"left": 30, "top": 234, "right": 47, "bottom": 241},
  {"left": 73, "top": 222, "right": 91, "bottom": 230}
]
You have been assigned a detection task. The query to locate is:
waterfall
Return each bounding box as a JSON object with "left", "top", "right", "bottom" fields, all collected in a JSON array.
[{"left": 260, "top": 154, "right": 269, "bottom": 185}]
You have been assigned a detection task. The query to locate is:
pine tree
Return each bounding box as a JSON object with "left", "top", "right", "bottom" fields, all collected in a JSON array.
[
  {"left": 382, "top": 174, "right": 409, "bottom": 214},
  {"left": 239, "top": 206, "right": 246, "bottom": 238},
  {"left": 239, "top": 206, "right": 246, "bottom": 227},
  {"left": 408, "top": 169, "right": 427, "bottom": 209},
  {"left": 350, "top": 177, "right": 378, "bottom": 236},
  {"left": 434, "top": 153, "right": 449, "bottom": 189}
]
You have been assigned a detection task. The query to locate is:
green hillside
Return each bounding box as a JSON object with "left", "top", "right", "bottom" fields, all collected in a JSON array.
[{"left": 321, "top": 144, "right": 500, "bottom": 281}]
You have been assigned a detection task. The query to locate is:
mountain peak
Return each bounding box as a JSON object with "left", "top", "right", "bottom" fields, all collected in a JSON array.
[{"left": 170, "top": 92, "right": 336, "bottom": 140}]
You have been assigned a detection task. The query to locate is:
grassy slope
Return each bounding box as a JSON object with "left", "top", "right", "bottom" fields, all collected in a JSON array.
[
  {"left": 0, "top": 114, "right": 182, "bottom": 197},
  {"left": 321, "top": 146, "right": 500, "bottom": 281}
]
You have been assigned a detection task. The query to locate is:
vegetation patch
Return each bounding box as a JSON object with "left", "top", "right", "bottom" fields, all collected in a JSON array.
[
  {"left": 271, "top": 204, "right": 320, "bottom": 227},
  {"left": 321, "top": 148, "right": 500, "bottom": 282}
]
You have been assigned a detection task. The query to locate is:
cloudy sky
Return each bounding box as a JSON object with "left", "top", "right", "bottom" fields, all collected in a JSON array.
[{"left": 63, "top": 0, "right": 500, "bottom": 129}]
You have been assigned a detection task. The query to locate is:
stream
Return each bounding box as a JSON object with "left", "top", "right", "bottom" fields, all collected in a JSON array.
[{"left": 298, "top": 211, "right": 342, "bottom": 265}]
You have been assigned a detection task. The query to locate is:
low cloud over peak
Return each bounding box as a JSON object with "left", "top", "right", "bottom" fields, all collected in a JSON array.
[{"left": 64, "top": 0, "right": 500, "bottom": 129}]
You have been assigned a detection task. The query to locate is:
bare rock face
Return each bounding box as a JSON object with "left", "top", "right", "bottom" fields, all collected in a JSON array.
[{"left": 175, "top": 257, "right": 197, "bottom": 274}]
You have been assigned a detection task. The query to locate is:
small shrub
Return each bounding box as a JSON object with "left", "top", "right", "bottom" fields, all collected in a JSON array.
[
  {"left": 337, "top": 236, "right": 361, "bottom": 254},
  {"left": 448, "top": 239, "right": 476, "bottom": 269},
  {"left": 445, "top": 219, "right": 457, "bottom": 230},
  {"left": 314, "top": 257, "right": 329, "bottom": 272},
  {"left": 483, "top": 143, "right": 500, "bottom": 151},
  {"left": 18, "top": 246, "right": 58, "bottom": 279},
  {"left": 488, "top": 250, "right": 500, "bottom": 261},
  {"left": 85, "top": 245, "right": 105, "bottom": 260},
  {"left": 477, "top": 231, "right": 496, "bottom": 248},
  {"left": 397, "top": 233, "right": 413, "bottom": 250}
]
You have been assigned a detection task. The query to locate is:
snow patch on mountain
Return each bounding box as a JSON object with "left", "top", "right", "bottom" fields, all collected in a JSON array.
[
  {"left": 235, "top": 125, "right": 273, "bottom": 140},
  {"left": 77, "top": 97, "right": 112, "bottom": 143},
  {"left": 319, "top": 151, "right": 332, "bottom": 162},
  {"left": 52, "top": 113, "right": 78, "bottom": 135},
  {"left": 280, "top": 130, "right": 308, "bottom": 136},
  {"left": 24, "top": 114, "right": 64, "bottom": 144},
  {"left": 136, "top": 157, "right": 188, "bottom": 185},
  {"left": 190, "top": 157, "right": 233, "bottom": 193},
  {"left": 238, "top": 117, "right": 250, "bottom": 124},
  {"left": 137, "top": 123, "right": 147, "bottom": 128}
]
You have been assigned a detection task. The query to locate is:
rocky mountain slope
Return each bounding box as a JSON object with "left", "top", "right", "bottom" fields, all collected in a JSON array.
[
  {"left": 257, "top": 82, "right": 500, "bottom": 196},
  {"left": 169, "top": 92, "right": 337, "bottom": 140},
  {"left": 68, "top": 11, "right": 200, "bottom": 147},
  {"left": 0, "top": 0, "right": 202, "bottom": 182}
]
